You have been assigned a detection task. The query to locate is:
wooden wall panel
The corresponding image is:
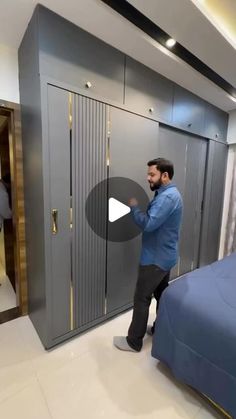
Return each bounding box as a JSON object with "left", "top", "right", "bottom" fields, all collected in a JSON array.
[{"left": 0, "top": 100, "right": 27, "bottom": 317}]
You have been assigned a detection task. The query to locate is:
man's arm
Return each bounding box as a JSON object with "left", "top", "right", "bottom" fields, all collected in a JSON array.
[{"left": 131, "top": 195, "right": 175, "bottom": 232}]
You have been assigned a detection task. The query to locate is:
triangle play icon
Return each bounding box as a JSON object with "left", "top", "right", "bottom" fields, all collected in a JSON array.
[{"left": 108, "top": 198, "right": 131, "bottom": 223}]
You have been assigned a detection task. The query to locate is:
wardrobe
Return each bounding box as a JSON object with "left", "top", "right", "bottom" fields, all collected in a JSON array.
[{"left": 19, "top": 5, "right": 228, "bottom": 348}]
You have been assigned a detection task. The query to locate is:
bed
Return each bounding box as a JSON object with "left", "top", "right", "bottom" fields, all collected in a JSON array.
[{"left": 151, "top": 252, "right": 236, "bottom": 418}]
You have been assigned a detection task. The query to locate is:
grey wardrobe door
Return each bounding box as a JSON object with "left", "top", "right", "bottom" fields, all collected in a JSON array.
[
  {"left": 158, "top": 126, "right": 207, "bottom": 277},
  {"left": 158, "top": 126, "right": 188, "bottom": 197},
  {"left": 74, "top": 95, "right": 107, "bottom": 328},
  {"left": 199, "top": 141, "right": 228, "bottom": 266},
  {"left": 48, "top": 85, "right": 71, "bottom": 339},
  {"left": 158, "top": 126, "right": 188, "bottom": 278},
  {"left": 180, "top": 137, "right": 207, "bottom": 273},
  {"left": 107, "top": 108, "right": 159, "bottom": 313}
]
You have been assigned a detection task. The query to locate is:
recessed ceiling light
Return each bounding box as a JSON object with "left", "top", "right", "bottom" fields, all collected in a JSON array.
[
  {"left": 230, "top": 95, "right": 236, "bottom": 103},
  {"left": 165, "top": 38, "right": 176, "bottom": 48}
]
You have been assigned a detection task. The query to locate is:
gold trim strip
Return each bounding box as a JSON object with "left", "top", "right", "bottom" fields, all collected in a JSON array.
[
  {"left": 204, "top": 394, "right": 232, "bottom": 418},
  {"left": 106, "top": 107, "right": 111, "bottom": 167},
  {"left": 104, "top": 297, "right": 107, "bottom": 315},
  {"left": 69, "top": 92, "right": 72, "bottom": 130},
  {"left": 70, "top": 206, "right": 73, "bottom": 230},
  {"left": 177, "top": 257, "right": 180, "bottom": 276},
  {"left": 70, "top": 284, "right": 74, "bottom": 330},
  {"left": 69, "top": 92, "right": 74, "bottom": 331},
  {"left": 104, "top": 106, "right": 111, "bottom": 315}
]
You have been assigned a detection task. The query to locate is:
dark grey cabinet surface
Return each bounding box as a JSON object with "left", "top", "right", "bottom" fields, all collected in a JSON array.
[
  {"left": 204, "top": 103, "right": 228, "bottom": 141},
  {"left": 38, "top": 6, "right": 125, "bottom": 104},
  {"left": 199, "top": 141, "right": 228, "bottom": 266},
  {"left": 19, "top": 9, "right": 47, "bottom": 345},
  {"left": 19, "top": 4, "right": 229, "bottom": 349},
  {"left": 28, "top": 5, "right": 229, "bottom": 142},
  {"left": 180, "top": 136, "right": 207, "bottom": 273},
  {"left": 74, "top": 95, "right": 107, "bottom": 329},
  {"left": 158, "top": 126, "right": 207, "bottom": 278},
  {"left": 172, "top": 85, "right": 205, "bottom": 136},
  {"left": 125, "top": 57, "right": 173, "bottom": 123},
  {"left": 47, "top": 85, "right": 71, "bottom": 339},
  {"left": 107, "top": 108, "right": 159, "bottom": 313}
]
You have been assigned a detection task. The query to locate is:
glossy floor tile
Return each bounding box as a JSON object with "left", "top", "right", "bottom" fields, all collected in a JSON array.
[
  {"left": 0, "top": 378, "right": 52, "bottom": 419},
  {"left": 0, "top": 274, "right": 16, "bottom": 312},
  {"left": 0, "top": 302, "right": 225, "bottom": 419}
]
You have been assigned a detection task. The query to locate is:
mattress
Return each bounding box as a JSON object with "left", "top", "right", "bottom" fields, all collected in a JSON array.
[{"left": 152, "top": 252, "right": 236, "bottom": 417}]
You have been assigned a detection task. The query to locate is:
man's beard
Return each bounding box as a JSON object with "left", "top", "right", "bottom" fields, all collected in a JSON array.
[{"left": 149, "top": 179, "right": 162, "bottom": 191}]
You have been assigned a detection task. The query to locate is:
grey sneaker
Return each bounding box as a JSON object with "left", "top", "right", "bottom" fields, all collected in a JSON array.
[{"left": 113, "top": 336, "right": 138, "bottom": 352}]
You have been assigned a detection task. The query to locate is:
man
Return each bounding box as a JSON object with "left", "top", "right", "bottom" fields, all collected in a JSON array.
[
  {"left": 0, "top": 173, "right": 12, "bottom": 231},
  {"left": 113, "top": 158, "right": 183, "bottom": 352}
]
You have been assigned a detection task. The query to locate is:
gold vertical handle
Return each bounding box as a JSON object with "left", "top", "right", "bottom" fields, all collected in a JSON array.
[{"left": 52, "top": 209, "right": 58, "bottom": 234}]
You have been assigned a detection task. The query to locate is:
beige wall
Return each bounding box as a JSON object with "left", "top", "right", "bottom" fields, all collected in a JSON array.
[
  {"left": 227, "top": 109, "right": 236, "bottom": 145},
  {"left": 219, "top": 144, "right": 236, "bottom": 258},
  {"left": 0, "top": 44, "right": 19, "bottom": 103},
  {"left": 218, "top": 109, "right": 236, "bottom": 258}
]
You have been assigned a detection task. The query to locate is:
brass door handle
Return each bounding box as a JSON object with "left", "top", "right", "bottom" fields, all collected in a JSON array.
[{"left": 52, "top": 209, "right": 58, "bottom": 234}]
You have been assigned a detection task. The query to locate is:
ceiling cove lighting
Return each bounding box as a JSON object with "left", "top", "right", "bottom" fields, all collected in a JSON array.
[
  {"left": 165, "top": 38, "right": 176, "bottom": 48},
  {"left": 101, "top": 0, "right": 236, "bottom": 99}
]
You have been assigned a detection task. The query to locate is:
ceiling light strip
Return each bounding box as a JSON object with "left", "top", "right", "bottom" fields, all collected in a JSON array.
[{"left": 101, "top": 0, "right": 236, "bottom": 100}]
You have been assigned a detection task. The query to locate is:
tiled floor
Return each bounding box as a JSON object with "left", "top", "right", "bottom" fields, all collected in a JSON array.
[
  {"left": 0, "top": 302, "right": 224, "bottom": 419},
  {"left": 0, "top": 273, "right": 16, "bottom": 312}
]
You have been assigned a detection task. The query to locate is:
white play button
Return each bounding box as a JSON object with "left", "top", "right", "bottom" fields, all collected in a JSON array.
[
  {"left": 86, "top": 177, "right": 149, "bottom": 242},
  {"left": 109, "top": 197, "right": 131, "bottom": 223}
]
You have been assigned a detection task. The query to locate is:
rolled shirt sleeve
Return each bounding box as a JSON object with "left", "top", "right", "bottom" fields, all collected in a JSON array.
[{"left": 131, "top": 195, "right": 175, "bottom": 232}]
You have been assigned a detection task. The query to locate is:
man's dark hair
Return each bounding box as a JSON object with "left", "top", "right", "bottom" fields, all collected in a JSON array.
[{"left": 147, "top": 158, "right": 174, "bottom": 180}]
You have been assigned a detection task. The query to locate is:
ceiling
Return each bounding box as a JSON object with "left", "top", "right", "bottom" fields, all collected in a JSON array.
[
  {"left": 0, "top": 0, "right": 235, "bottom": 111},
  {"left": 192, "top": 0, "right": 236, "bottom": 48}
]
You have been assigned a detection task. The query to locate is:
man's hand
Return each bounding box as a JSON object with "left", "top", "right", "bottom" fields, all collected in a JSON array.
[{"left": 129, "top": 198, "right": 138, "bottom": 207}]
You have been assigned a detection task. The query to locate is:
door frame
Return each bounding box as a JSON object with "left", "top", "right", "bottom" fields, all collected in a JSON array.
[{"left": 0, "top": 99, "right": 27, "bottom": 321}]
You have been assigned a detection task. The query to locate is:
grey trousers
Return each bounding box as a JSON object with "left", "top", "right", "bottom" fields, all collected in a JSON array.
[{"left": 127, "top": 265, "right": 170, "bottom": 351}]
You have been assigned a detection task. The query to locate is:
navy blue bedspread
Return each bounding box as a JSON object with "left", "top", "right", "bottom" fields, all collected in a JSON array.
[{"left": 152, "top": 253, "right": 236, "bottom": 417}]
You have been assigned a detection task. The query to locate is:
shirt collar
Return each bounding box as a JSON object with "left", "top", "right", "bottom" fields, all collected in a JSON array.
[{"left": 156, "top": 182, "right": 175, "bottom": 195}]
